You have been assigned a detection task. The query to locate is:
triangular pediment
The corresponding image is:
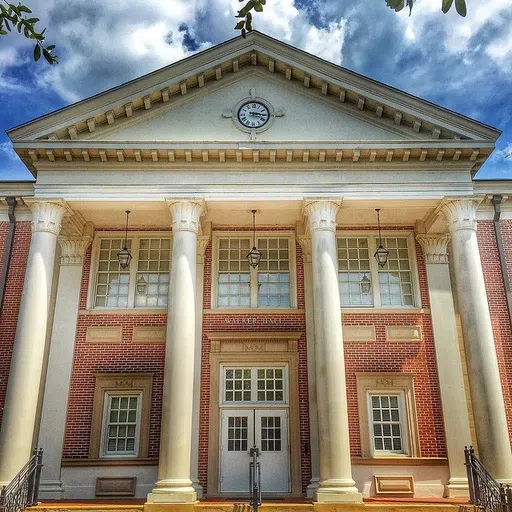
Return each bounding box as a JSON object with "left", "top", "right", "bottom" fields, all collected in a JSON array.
[
  {"left": 91, "top": 70, "right": 413, "bottom": 143},
  {"left": 8, "top": 31, "right": 500, "bottom": 174}
]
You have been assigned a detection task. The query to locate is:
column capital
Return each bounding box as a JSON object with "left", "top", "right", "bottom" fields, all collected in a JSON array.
[
  {"left": 297, "top": 235, "right": 312, "bottom": 263},
  {"left": 441, "top": 198, "right": 481, "bottom": 233},
  {"left": 166, "top": 199, "right": 205, "bottom": 234},
  {"left": 25, "top": 200, "right": 68, "bottom": 235},
  {"left": 416, "top": 234, "right": 450, "bottom": 264},
  {"left": 58, "top": 235, "right": 92, "bottom": 266},
  {"left": 303, "top": 199, "right": 342, "bottom": 233}
]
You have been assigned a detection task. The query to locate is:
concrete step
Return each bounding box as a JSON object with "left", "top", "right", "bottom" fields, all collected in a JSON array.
[{"left": 29, "top": 501, "right": 476, "bottom": 512}]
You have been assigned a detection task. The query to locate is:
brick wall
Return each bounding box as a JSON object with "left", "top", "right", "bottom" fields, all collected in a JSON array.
[
  {"left": 477, "top": 220, "right": 512, "bottom": 439},
  {"left": 60, "top": 224, "right": 445, "bottom": 496},
  {"left": 0, "top": 221, "right": 31, "bottom": 424}
]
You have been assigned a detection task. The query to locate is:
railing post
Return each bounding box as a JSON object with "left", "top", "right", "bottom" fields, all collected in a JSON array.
[{"left": 32, "top": 449, "right": 43, "bottom": 506}]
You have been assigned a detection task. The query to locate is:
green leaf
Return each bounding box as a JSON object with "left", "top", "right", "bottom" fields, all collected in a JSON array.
[
  {"left": 42, "top": 47, "right": 53, "bottom": 64},
  {"left": 9, "top": 4, "right": 21, "bottom": 16},
  {"left": 455, "top": 0, "right": 466, "bottom": 16},
  {"left": 246, "top": 19, "right": 252, "bottom": 30},
  {"left": 442, "top": 0, "right": 454, "bottom": 13},
  {"left": 254, "top": 2, "right": 263, "bottom": 12},
  {"left": 260, "top": 0, "right": 266, "bottom": 4},
  {"left": 33, "top": 43, "right": 40, "bottom": 61},
  {"left": 246, "top": 11, "right": 252, "bottom": 21},
  {"left": 26, "top": 18, "right": 39, "bottom": 23},
  {"left": 5, "top": 20, "right": 11, "bottom": 31},
  {"left": 241, "top": 28, "right": 246, "bottom": 38},
  {"left": 16, "top": 20, "right": 22, "bottom": 32},
  {"left": 18, "top": 5, "right": 32, "bottom": 13},
  {"left": 0, "top": 29, "right": 7, "bottom": 35},
  {"left": 235, "top": 20, "right": 245, "bottom": 29},
  {"left": 46, "top": 44, "right": 55, "bottom": 50}
]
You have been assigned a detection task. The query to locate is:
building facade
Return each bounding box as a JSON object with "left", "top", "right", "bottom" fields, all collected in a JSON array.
[{"left": 0, "top": 32, "right": 512, "bottom": 504}]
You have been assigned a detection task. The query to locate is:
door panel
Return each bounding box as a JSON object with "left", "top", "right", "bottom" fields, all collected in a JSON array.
[{"left": 219, "top": 409, "right": 289, "bottom": 494}]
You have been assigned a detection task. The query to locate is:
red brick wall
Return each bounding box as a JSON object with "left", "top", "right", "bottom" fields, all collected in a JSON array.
[
  {"left": 61, "top": 225, "right": 445, "bottom": 495},
  {"left": 0, "top": 221, "right": 31, "bottom": 424},
  {"left": 477, "top": 220, "right": 512, "bottom": 439}
]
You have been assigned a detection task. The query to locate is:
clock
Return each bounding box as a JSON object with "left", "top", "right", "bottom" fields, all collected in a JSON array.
[{"left": 237, "top": 101, "right": 270, "bottom": 129}]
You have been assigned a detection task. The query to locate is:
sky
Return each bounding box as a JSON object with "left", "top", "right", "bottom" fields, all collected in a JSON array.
[{"left": 1, "top": 0, "right": 511, "bottom": 181}]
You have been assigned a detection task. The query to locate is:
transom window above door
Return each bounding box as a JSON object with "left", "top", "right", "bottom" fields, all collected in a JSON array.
[
  {"left": 92, "top": 235, "right": 171, "bottom": 309},
  {"left": 337, "top": 234, "right": 418, "bottom": 308},
  {"left": 221, "top": 366, "right": 288, "bottom": 405},
  {"left": 214, "top": 235, "right": 295, "bottom": 309}
]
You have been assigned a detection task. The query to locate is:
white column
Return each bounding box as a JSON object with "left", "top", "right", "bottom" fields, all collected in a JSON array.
[
  {"left": 190, "top": 227, "right": 210, "bottom": 499},
  {"left": 303, "top": 200, "right": 361, "bottom": 503},
  {"left": 442, "top": 199, "right": 512, "bottom": 481},
  {"left": 297, "top": 228, "right": 320, "bottom": 498},
  {"left": 148, "top": 199, "right": 204, "bottom": 504},
  {"left": 0, "top": 201, "right": 67, "bottom": 484},
  {"left": 38, "top": 232, "right": 92, "bottom": 498},
  {"left": 416, "top": 234, "right": 471, "bottom": 497}
]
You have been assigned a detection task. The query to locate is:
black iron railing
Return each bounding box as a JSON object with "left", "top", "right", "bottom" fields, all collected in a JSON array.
[
  {"left": 0, "top": 449, "right": 43, "bottom": 512},
  {"left": 465, "top": 446, "right": 512, "bottom": 511}
]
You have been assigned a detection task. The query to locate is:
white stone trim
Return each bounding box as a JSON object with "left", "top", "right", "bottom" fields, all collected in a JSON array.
[
  {"left": 25, "top": 200, "right": 67, "bottom": 235},
  {"left": 166, "top": 199, "right": 205, "bottom": 234}
]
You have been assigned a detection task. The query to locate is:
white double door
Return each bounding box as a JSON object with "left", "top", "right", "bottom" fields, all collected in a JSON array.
[{"left": 219, "top": 409, "right": 290, "bottom": 494}]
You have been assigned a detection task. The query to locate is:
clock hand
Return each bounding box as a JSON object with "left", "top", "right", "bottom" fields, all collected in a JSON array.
[{"left": 249, "top": 111, "right": 267, "bottom": 117}]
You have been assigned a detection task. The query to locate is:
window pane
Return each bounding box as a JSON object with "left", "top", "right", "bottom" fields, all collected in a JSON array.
[
  {"left": 94, "top": 239, "right": 131, "bottom": 308},
  {"left": 379, "top": 238, "right": 414, "bottom": 306},
  {"left": 369, "top": 393, "right": 404, "bottom": 454},
  {"left": 224, "top": 368, "right": 251, "bottom": 402},
  {"left": 135, "top": 239, "right": 171, "bottom": 308},
  {"left": 257, "top": 238, "right": 291, "bottom": 307},
  {"left": 104, "top": 394, "right": 139, "bottom": 456},
  {"left": 337, "top": 238, "right": 373, "bottom": 307},
  {"left": 217, "top": 238, "right": 252, "bottom": 307}
]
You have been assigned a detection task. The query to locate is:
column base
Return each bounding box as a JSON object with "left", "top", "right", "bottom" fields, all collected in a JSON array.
[
  {"left": 445, "top": 477, "right": 469, "bottom": 498},
  {"left": 38, "top": 480, "right": 65, "bottom": 499},
  {"left": 191, "top": 479, "right": 203, "bottom": 500},
  {"left": 315, "top": 479, "right": 363, "bottom": 503},
  {"left": 147, "top": 479, "right": 197, "bottom": 504},
  {"left": 307, "top": 477, "right": 320, "bottom": 498}
]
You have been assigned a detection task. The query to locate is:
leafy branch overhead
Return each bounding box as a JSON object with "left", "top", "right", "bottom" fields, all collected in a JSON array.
[
  {"left": 0, "top": 1, "right": 57, "bottom": 64},
  {"left": 235, "top": 0, "right": 467, "bottom": 36}
]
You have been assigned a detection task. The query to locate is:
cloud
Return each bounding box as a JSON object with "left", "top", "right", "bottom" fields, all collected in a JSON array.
[
  {"left": 0, "top": 141, "right": 18, "bottom": 161},
  {"left": 0, "top": 0, "right": 511, "bottom": 179}
]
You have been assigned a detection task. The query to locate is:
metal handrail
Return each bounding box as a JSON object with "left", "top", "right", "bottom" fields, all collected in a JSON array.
[
  {"left": 0, "top": 449, "right": 43, "bottom": 512},
  {"left": 465, "top": 446, "right": 512, "bottom": 511}
]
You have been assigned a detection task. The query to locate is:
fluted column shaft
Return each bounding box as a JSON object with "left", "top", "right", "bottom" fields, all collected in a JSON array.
[
  {"left": 0, "top": 201, "right": 66, "bottom": 484},
  {"left": 442, "top": 199, "right": 512, "bottom": 481},
  {"left": 417, "top": 234, "right": 471, "bottom": 497},
  {"left": 148, "top": 199, "right": 204, "bottom": 504},
  {"left": 38, "top": 233, "right": 92, "bottom": 497},
  {"left": 303, "top": 200, "right": 361, "bottom": 503}
]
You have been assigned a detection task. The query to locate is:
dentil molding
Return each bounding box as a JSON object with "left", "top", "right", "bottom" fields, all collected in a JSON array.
[
  {"left": 441, "top": 199, "right": 480, "bottom": 233},
  {"left": 26, "top": 200, "right": 68, "bottom": 235},
  {"left": 166, "top": 199, "right": 205, "bottom": 234},
  {"left": 303, "top": 199, "right": 342, "bottom": 233},
  {"left": 416, "top": 234, "right": 450, "bottom": 264}
]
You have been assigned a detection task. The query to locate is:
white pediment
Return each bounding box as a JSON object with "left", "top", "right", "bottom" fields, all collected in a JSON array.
[{"left": 97, "top": 72, "right": 410, "bottom": 143}]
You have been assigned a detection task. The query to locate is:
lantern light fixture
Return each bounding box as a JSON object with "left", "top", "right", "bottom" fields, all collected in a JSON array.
[
  {"left": 374, "top": 208, "right": 389, "bottom": 268},
  {"left": 247, "top": 209, "right": 262, "bottom": 269},
  {"left": 360, "top": 274, "right": 371, "bottom": 294},
  {"left": 136, "top": 275, "right": 148, "bottom": 295},
  {"left": 117, "top": 210, "right": 133, "bottom": 270}
]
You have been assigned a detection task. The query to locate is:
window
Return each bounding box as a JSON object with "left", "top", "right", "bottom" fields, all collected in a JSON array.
[
  {"left": 93, "top": 236, "right": 171, "bottom": 309},
  {"left": 356, "top": 373, "right": 419, "bottom": 458},
  {"left": 368, "top": 393, "right": 405, "bottom": 454},
  {"left": 337, "top": 235, "right": 417, "bottom": 308},
  {"left": 90, "top": 374, "right": 153, "bottom": 460},
  {"left": 215, "top": 235, "right": 294, "bottom": 308},
  {"left": 101, "top": 393, "right": 141, "bottom": 457},
  {"left": 222, "top": 366, "right": 287, "bottom": 405}
]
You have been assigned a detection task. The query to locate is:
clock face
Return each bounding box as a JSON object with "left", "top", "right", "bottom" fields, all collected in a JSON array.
[{"left": 237, "top": 102, "right": 270, "bottom": 129}]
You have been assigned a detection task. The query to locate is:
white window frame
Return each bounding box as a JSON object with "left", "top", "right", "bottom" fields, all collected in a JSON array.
[
  {"left": 367, "top": 391, "right": 409, "bottom": 457},
  {"left": 220, "top": 364, "right": 289, "bottom": 406},
  {"left": 100, "top": 391, "right": 143, "bottom": 458},
  {"left": 87, "top": 232, "right": 172, "bottom": 310},
  {"left": 336, "top": 231, "right": 421, "bottom": 310},
  {"left": 212, "top": 231, "right": 297, "bottom": 309}
]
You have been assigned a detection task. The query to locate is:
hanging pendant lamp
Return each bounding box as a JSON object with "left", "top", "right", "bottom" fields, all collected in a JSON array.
[
  {"left": 360, "top": 273, "right": 371, "bottom": 294},
  {"left": 117, "top": 210, "right": 133, "bottom": 269},
  {"left": 247, "top": 209, "right": 262, "bottom": 269},
  {"left": 374, "top": 208, "right": 389, "bottom": 268}
]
